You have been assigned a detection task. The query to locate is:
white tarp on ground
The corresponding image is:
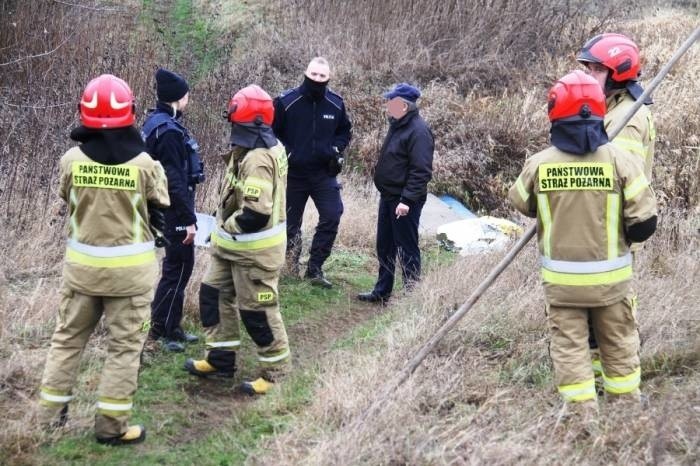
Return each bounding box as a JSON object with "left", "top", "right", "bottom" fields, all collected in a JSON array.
[
  {"left": 419, "top": 193, "right": 467, "bottom": 236},
  {"left": 436, "top": 216, "right": 522, "bottom": 256},
  {"left": 421, "top": 194, "right": 522, "bottom": 255}
]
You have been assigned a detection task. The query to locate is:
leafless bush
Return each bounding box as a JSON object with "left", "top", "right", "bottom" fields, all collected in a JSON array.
[{"left": 272, "top": 0, "right": 627, "bottom": 90}]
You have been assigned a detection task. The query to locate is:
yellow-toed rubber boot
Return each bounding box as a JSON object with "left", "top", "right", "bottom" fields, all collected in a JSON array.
[
  {"left": 184, "top": 358, "right": 235, "bottom": 378},
  {"left": 240, "top": 377, "right": 274, "bottom": 395},
  {"left": 96, "top": 424, "right": 146, "bottom": 446}
]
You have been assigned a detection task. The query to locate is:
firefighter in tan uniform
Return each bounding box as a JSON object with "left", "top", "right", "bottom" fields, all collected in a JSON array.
[
  {"left": 185, "top": 85, "right": 290, "bottom": 395},
  {"left": 38, "top": 75, "right": 170, "bottom": 445},
  {"left": 508, "top": 71, "right": 657, "bottom": 415},
  {"left": 577, "top": 33, "right": 656, "bottom": 375}
]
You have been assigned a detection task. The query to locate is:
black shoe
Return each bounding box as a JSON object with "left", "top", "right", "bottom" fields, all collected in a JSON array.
[
  {"left": 357, "top": 291, "right": 388, "bottom": 304},
  {"left": 305, "top": 270, "right": 332, "bottom": 288},
  {"left": 161, "top": 339, "right": 185, "bottom": 352},
  {"left": 171, "top": 327, "right": 199, "bottom": 343}
]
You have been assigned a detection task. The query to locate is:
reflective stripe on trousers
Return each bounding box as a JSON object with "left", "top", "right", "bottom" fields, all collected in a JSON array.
[
  {"left": 96, "top": 397, "right": 133, "bottom": 417},
  {"left": 258, "top": 348, "right": 290, "bottom": 365},
  {"left": 603, "top": 367, "right": 641, "bottom": 395},
  {"left": 39, "top": 386, "right": 74, "bottom": 407},
  {"left": 205, "top": 340, "right": 241, "bottom": 349},
  {"left": 558, "top": 378, "right": 596, "bottom": 402}
]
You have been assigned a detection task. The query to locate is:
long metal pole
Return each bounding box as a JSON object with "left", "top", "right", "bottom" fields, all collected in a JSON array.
[{"left": 360, "top": 26, "right": 699, "bottom": 420}]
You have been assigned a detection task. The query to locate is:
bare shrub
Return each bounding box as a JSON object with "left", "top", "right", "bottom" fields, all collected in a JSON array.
[{"left": 273, "top": 0, "right": 625, "bottom": 91}]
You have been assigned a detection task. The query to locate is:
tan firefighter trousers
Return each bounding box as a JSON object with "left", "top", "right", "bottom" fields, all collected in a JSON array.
[
  {"left": 199, "top": 255, "right": 290, "bottom": 378},
  {"left": 547, "top": 294, "right": 641, "bottom": 403},
  {"left": 38, "top": 287, "right": 152, "bottom": 437}
]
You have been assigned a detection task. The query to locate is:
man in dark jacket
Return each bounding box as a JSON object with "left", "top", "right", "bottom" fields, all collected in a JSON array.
[
  {"left": 358, "top": 83, "right": 434, "bottom": 303},
  {"left": 272, "top": 57, "right": 352, "bottom": 288},
  {"left": 142, "top": 68, "right": 204, "bottom": 351}
]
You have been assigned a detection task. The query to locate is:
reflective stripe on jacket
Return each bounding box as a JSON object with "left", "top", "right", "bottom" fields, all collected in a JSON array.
[{"left": 508, "top": 143, "right": 657, "bottom": 307}]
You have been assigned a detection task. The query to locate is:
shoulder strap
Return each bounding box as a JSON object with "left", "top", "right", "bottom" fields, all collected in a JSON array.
[{"left": 142, "top": 112, "right": 182, "bottom": 140}]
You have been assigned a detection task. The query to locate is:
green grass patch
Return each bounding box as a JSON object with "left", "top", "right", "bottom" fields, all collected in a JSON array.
[
  {"left": 136, "top": 0, "right": 255, "bottom": 79},
  {"left": 36, "top": 248, "right": 375, "bottom": 465},
  {"left": 35, "top": 246, "right": 453, "bottom": 464},
  {"left": 331, "top": 309, "right": 395, "bottom": 350}
]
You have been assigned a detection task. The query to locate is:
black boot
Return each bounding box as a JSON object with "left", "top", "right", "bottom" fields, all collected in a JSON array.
[
  {"left": 171, "top": 327, "right": 199, "bottom": 343},
  {"left": 357, "top": 291, "right": 388, "bottom": 304},
  {"left": 305, "top": 269, "right": 332, "bottom": 288}
]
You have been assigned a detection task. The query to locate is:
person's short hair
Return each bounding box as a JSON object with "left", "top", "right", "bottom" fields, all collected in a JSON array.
[{"left": 308, "top": 56, "right": 330, "bottom": 68}]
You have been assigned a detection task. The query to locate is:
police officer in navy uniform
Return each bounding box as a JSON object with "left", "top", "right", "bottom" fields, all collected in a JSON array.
[
  {"left": 273, "top": 57, "right": 352, "bottom": 288},
  {"left": 142, "top": 68, "right": 204, "bottom": 351}
]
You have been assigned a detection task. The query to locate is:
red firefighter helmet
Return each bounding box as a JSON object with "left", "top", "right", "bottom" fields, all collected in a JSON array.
[
  {"left": 79, "top": 74, "right": 135, "bottom": 129},
  {"left": 577, "top": 33, "right": 641, "bottom": 83},
  {"left": 547, "top": 70, "right": 606, "bottom": 123},
  {"left": 227, "top": 85, "right": 274, "bottom": 126}
]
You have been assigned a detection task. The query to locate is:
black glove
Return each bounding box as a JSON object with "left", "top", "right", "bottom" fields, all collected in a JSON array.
[
  {"left": 327, "top": 146, "right": 344, "bottom": 176},
  {"left": 148, "top": 205, "right": 166, "bottom": 232},
  {"left": 147, "top": 204, "right": 170, "bottom": 248},
  {"left": 154, "top": 235, "right": 171, "bottom": 248}
]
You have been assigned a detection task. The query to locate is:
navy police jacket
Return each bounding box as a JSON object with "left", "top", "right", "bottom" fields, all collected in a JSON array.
[
  {"left": 142, "top": 102, "right": 202, "bottom": 236},
  {"left": 272, "top": 83, "right": 352, "bottom": 175},
  {"left": 374, "top": 109, "right": 434, "bottom": 205}
]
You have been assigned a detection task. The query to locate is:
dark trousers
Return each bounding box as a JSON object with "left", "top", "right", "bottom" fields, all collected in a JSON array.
[
  {"left": 286, "top": 172, "right": 344, "bottom": 274},
  {"left": 150, "top": 235, "right": 195, "bottom": 339},
  {"left": 373, "top": 197, "right": 424, "bottom": 297}
]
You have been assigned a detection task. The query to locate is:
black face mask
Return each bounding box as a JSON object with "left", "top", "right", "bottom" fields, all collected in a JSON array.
[
  {"left": 301, "top": 75, "right": 328, "bottom": 100},
  {"left": 550, "top": 119, "right": 609, "bottom": 155}
]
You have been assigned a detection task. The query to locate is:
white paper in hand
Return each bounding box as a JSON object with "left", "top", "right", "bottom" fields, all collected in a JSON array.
[{"left": 195, "top": 213, "right": 216, "bottom": 248}]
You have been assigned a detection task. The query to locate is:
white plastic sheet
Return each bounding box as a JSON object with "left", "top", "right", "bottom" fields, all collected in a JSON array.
[
  {"left": 194, "top": 213, "right": 216, "bottom": 248},
  {"left": 436, "top": 216, "right": 522, "bottom": 255}
]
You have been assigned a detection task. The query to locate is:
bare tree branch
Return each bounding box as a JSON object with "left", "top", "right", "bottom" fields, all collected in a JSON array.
[
  {"left": 0, "top": 101, "right": 73, "bottom": 109},
  {"left": 0, "top": 33, "right": 75, "bottom": 67},
  {"left": 52, "top": 0, "right": 126, "bottom": 12}
]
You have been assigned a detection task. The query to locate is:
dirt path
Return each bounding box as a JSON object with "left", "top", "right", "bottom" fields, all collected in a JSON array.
[{"left": 175, "top": 279, "right": 383, "bottom": 443}]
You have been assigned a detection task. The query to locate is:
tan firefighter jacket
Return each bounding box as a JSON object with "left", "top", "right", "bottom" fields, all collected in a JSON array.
[
  {"left": 606, "top": 91, "right": 655, "bottom": 180},
  {"left": 59, "top": 147, "right": 170, "bottom": 296},
  {"left": 508, "top": 143, "right": 657, "bottom": 307},
  {"left": 210, "top": 143, "right": 288, "bottom": 270}
]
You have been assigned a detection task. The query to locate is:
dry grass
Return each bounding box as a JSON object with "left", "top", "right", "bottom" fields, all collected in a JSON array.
[
  {"left": 1, "top": 0, "right": 699, "bottom": 463},
  {"left": 252, "top": 212, "right": 700, "bottom": 465}
]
